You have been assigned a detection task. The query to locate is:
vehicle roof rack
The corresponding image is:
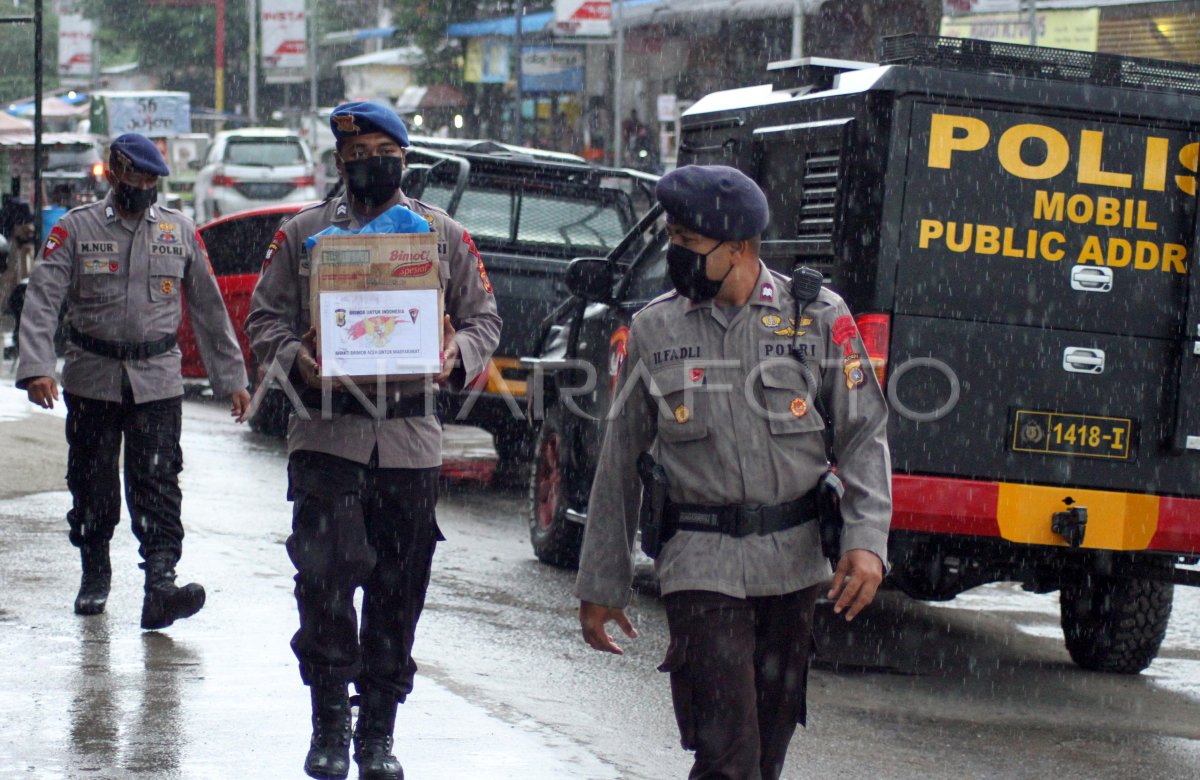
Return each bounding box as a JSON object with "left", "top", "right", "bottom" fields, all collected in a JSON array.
[{"left": 881, "top": 34, "right": 1200, "bottom": 97}]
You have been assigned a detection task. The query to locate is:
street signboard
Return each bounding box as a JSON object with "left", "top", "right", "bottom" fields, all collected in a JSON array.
[
  {"left": 553, "top": 0, "right": 612, "bottom": 37},
  {"left": 262, "top": 0, "right": 308, "bottom": 84}
]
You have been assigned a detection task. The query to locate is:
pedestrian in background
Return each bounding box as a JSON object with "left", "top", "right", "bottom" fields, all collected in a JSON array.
[
  {"left": 245, "top": 101, "right": 500, "bottom": 780},
  {"left": 576, "top": 165, "right": 892, "bottom": 779},
  {"left": 15, "top": 133, "right": 250, "bottom": 628},
  {"left": 41, "top": 183, "right": 73, "bottom": 243}
]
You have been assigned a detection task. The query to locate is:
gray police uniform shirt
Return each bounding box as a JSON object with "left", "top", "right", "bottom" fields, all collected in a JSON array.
[
  {"left": 16, "top": 193, "right": 248, "bottom": 402},
  {"left": 244, "top": 193, "right": 501, "bottom": 469},
  {"left": 575, "top": 263, "right": 892, "bottom": 608}
]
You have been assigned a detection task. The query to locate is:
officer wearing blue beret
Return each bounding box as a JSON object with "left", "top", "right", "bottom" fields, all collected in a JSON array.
[
  {"left": 246, "top": 101, "right": 500, "bottom": 780},
  {"left": 576, "top": 165, "right": 892, "bottom": 778},
  {"left": 16, "top": 132, "right": 250, "bottom": 629}
]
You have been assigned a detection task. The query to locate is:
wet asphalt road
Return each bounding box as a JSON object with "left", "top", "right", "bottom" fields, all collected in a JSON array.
[{"left": 0, "top": 387, "right": 1198, "bottom": 779}]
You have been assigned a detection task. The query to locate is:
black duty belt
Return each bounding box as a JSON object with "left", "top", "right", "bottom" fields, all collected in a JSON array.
[
  {"left": 68, "top": 325, "right": 177, "bottom": 361},
  {"left": 299, "top": 388, "right": 434, "bottom": 420},
  {"left": 665, "top": 490, "right": 819, "bottom": 538}
]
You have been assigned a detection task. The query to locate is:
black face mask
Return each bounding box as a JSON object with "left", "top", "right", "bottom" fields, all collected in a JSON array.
[
  {"left": 344, "top": 155, "right": 404, "bottom": 208},
  {"left": 114, "top": 182, "right": 157, "bottom": 214},
  {"left": 666, "top": 240, "right": 730, "bottom": 302}
]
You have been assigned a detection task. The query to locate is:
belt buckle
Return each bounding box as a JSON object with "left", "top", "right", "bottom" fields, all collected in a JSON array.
[{"left": 731, "top": 505, "right": 764, "bottom": 538}]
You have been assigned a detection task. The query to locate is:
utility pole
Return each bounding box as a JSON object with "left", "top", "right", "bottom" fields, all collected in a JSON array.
[
  {"left": 34, "top": 0, "right": 43, "bottom": 243},
  {"left": 1028, "top": 0, "right": 1038, "bottom": 47},
  {"left": 248, "top": 0, "right": 257, "bottom": 122},
  {"left": 514, "top": 0, "right": 523, "bottom": 146},
  {"left": 215, "top": 0, "right": 225, "bottom": 114},
  {"left": 613, "top": 0, "right": 623, "bottom": 167}
]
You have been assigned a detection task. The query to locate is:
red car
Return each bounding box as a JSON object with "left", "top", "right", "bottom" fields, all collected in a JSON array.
[{"left": 178, "top": 202, "right": 307, "bottom": 387}]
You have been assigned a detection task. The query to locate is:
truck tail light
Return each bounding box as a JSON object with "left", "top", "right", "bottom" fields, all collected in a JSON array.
[
  {"left": 293, "top": 175, "right": 315, "bottom": 187},
  {"left": 90, "top": 162, "right": 105, "bottom": 178},
  {"left": 854, "top": 313, "right": 890, "bottom": 386}
]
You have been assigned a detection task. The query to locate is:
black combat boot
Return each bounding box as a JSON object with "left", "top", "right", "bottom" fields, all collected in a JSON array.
[
  {"left": 305, "top": 682, "right": 351, "bottom": 780},
  {"left": 74, "top": 541, "right": 111, "bottom": 615},
  {"left": 140, "top": 553, "right": 206, "bottom": 630},
  {"left": 353, "top": 688, "right": 403, "bottom": 780}
]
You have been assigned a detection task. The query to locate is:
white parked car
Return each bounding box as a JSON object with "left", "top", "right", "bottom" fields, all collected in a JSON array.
[{"left": 190, "top": 128, "right": 318, "bottom": 224}]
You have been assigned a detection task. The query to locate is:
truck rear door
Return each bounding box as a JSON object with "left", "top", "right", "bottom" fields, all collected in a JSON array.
[{"left": 888, "top": 101, "right": 1198, "bottom": 497}]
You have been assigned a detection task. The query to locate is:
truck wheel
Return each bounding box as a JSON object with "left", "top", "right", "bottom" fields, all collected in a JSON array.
[
  {"left": 1060, "top": 572, "right": 1174, "bottom": 674},
  {"left": 528, "top": 407, "right": 582, "bottom": 569},
  {"left": 248, "top": 387, "right": 291, "bottom": 438}
]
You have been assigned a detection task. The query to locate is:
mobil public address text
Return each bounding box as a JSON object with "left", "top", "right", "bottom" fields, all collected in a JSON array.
[{"left": 914, "top": 112, "right": 1199, "bottom": 275}]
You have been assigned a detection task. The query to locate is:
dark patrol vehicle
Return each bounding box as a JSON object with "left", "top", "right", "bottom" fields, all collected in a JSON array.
[
  {"left": 524, "top": 35, "right": 1200, "bottom": 673},
  {"left": 401, "top": 142, "right": 655, "bottom": 475}
]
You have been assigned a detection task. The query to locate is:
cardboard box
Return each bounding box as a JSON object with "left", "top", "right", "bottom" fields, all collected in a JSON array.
[{"left": 310, "top": 232, "right": 442, "bottom": 381}]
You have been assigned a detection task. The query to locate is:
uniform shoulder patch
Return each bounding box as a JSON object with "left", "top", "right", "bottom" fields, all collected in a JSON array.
[
  {"left": 44, "top": 224, "right": 69, "bottom": 257},
  {"left": 462, "top": 230, "right": 494, "bottom": 295}
]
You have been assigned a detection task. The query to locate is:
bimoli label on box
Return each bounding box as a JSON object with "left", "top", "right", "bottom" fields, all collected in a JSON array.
[{"left": 310, "top": 232, "right": 443, "bottom": 381}]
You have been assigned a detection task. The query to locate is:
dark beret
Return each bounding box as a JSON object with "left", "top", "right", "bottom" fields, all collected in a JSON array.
[
  {"left": 109, "top": 133, "right": 169, "bottom": 177},
  {"left": 655, "top": 165, "right": 768, "bottom": 240},
  {"left": 330, "top": 101, "right": 410, "bottom": 148}
]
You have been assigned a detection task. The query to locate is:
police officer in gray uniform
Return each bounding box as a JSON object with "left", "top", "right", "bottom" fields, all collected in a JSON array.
[
  {"left": 577, "top": 165, "right": 891, "bottom": 780},
  {"left": 245, "top": 102, "right": 500, "bottom": 780},
  {"left": 16, "top": 133, "right": 250, "bottom": 629}
]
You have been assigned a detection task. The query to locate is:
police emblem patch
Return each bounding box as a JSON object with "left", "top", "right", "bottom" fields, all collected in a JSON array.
[
  {"left": 690, "top": 367, "right": 705, "bottom": 384},
  {"left": 760, "top": 283, "right": 774, "bottom": 301},
  {"left": 674, "top": 404, "right": 691, "bottom": 424},
  {"left": 333, "top": 115, "right": 360, "bottom": 134},
  {"left": 160, "top": 279, "right": 175, "bottom": 295},
  {"left": 790, "top": 397, "right": 808, "bottom": 418},
  {"left": 761, "top": 314, "right": 782, "bottom": 329}
]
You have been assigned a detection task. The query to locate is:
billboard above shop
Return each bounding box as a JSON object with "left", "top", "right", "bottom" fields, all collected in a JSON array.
[{"left": 553, "top": 0, "right": 612, "bottom": 36}]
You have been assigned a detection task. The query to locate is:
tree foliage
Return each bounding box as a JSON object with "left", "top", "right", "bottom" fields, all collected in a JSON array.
[{"left": 0, "top": 0, "right": 60, "bottom": 103}]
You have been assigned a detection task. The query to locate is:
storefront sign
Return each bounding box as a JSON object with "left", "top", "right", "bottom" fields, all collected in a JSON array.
[
  {"left": 520, "top": 47, "right": 585, "bottom": 93},
  {"left": 465, "top": 38, "right": 511, "bottom": 84},
  {"left": 262, "top": 0, "right": 308, "bottom": 85},
  {"left": 941, "top": 8, "right": 1100, "bottom": 51},
  {"left": 553, "top": 0, "right": 612, "bottom": 37},
  {"left": 56, "top": 2, "right": 93, "bottom": 80}
]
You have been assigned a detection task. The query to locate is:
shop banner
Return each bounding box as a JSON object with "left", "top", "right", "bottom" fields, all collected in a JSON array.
[
  {"left": 465, "top": 38, "right": 511, "bottom": 84},
  {"left": 520, "top": 47, "right": 585, "bottom": 93},
  {"left": 262, "top": 0, "right": 308, "bottom": 84},
  {"left": 941, "top": 8, "right": 1100, "bottom": 51},
  {"left": 553, "top": 0, "right": 612, "bottom": 37},
  {"left": 56, "top": 3, "right": 94, "bottom": 80}
]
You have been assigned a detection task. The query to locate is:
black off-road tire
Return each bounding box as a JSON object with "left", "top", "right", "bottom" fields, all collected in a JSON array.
[
  {"left": 248, "top": 387, "right": 291, "bottom": 438},
  {"left": 528, "top": 407, "right": 583, "bottom": 569},
  {"left": 1060, "top": 572, "right": 1174, "bottom": 674}
]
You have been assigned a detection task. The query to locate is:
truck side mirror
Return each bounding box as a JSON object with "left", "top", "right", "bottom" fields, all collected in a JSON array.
[{"left": 565, "top": 257, "right": 613, "bottom": 303}]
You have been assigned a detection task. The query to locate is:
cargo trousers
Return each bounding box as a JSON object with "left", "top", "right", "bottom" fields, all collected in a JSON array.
[
  {"left": 661, "top": 585, "right": 822, "bottom": 780},
  {"left": 64, "top": 387, "right": 185, "bottom": 560},
  {"left": 286, "top": 449, "right": 442, "bottom": 701}
]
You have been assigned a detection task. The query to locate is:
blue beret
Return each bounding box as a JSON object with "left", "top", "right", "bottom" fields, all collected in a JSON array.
[
  {"left": 330, "top": 101, "right": 409, "bottom": 148},
  {"left": 109, "top": 133, "right": 169, "bottom": 177},
  {"left": 656, "top": 165, "right": 768, "bottom": 241}
]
